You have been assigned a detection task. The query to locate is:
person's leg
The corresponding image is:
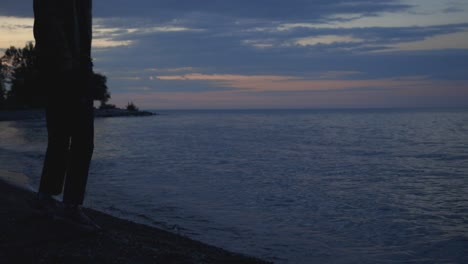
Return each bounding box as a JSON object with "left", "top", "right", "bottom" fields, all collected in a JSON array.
[
  {"left": 39, "top": 101, "right": 71, "bottom": 196},
  {"left": 61, "top": 95, "right": 100, "bottom": 231},
  {"left": 62, "top": 96, "right": 94, "bottom": 205}
]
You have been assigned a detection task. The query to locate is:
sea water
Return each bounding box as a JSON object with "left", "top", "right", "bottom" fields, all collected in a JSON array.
[{"left": 1, "top": 108, "right": 467, "bottom": 263}]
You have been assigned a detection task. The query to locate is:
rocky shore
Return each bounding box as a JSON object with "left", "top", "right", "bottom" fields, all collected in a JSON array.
[
  {"left": 94, "top": 108, "right": 155, "bottom": 118},
  {"left": 0, "top": 176, "right": 270, "bottom": 263}
]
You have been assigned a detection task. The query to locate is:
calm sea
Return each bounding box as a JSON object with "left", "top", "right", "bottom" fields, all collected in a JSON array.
[{"left": 1, "top": 108, "right": 467, "bottom": 263}]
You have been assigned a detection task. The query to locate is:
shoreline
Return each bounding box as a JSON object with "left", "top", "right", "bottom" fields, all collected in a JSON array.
[
  {"left": 0, "top": 174, "right": 270, "bottom": 263},
  {"left": 0, "top": 110, "right": 273, "bottom": 263},
  {"left": 0, "top": 108, "right": 155, "bottom": 122}
]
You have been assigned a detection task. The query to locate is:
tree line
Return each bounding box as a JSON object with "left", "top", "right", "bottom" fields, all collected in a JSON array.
[{"left": 0, "top": 42, "right": 110, "bottom": 110}]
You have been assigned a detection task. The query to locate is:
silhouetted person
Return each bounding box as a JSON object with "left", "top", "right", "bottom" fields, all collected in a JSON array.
[{"left": 34, "top": 0, "right": 99, "bottom": 230}]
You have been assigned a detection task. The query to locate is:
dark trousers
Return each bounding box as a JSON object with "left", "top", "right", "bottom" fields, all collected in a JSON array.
[{"left": 39, "top": 86, "right": 94, "bottom": 205}]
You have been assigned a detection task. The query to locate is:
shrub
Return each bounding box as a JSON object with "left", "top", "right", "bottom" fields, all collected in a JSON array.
[{"left": 126, "top": 101, "right": 139, "bottom": 112}]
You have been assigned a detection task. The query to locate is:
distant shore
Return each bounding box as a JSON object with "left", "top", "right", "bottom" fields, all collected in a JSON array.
[
  {"left": 0, "top": 108, "right": 155, "bottom": 122},
  {"left": 0, "top": 173, "right": 270, "bottom": 263}
]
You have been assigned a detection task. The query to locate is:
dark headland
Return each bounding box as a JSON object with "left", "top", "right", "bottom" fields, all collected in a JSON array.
[
  {"left": 0, "top": 108, "right": 155, "bottom": 122},
  {"left": 0, "top": 176, "right": 270, "bottom": 263}
]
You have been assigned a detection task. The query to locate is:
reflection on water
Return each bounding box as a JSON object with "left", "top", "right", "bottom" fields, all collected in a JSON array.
[{"left": 1, "top": 108, "right": 468, "bottom": 263}]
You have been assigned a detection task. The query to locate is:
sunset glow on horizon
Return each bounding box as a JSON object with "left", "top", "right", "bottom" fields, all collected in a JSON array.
[{"left": 1, "top": 0, "right": 468, "bottom": 109}]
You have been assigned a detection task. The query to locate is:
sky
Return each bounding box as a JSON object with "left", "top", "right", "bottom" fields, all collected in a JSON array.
[{"left": 1, "top": 0, "right": 468, "bottom": 109}]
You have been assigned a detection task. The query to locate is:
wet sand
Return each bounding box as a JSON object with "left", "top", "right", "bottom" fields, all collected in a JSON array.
[{"left": 0, "top": 176, "right": 270, "bottom": 263}]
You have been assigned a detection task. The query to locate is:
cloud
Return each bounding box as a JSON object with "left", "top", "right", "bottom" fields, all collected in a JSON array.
[
  {"left": 294, "top": 35, "right": 362, "bottom": 46},
  {"left": 111, "top": 79, "right": 468, "bottom": 109},
  {"left": 443, "top": 7, "right": 465, "bottom": 13},
  {"left": 239, "top": 22, "right": 468, "bottom": 50},
  {"left": 318, "top": 71, "right": 363, "bottom": 79},
  {"left": 0, "top": 16, "right": 33, "bottom": 50},
  {"left": 2, "top": 1, "right": 468, "bottom": 109},
  {"left": 149, "top": 67, "right": 201, "bottom": 73},
  {"left": 153, "top": 74, "right": 465, "bottom": 94},
  {"left": 384, "top": 30, "right": 468, "bottom": 51},
  {"left": 92, "top": 19, "right": 468, "bottom": 84},
  {"left": 0, "top": 1, "right": 33, "bottom": 17},
  {"left": 91, "top": 0, "right": 412, "bottom": 21}
]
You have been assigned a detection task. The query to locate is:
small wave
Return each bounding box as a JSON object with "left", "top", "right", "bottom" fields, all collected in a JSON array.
[{"left": 0, "top": 169, "right": 34, "bottom": 191}]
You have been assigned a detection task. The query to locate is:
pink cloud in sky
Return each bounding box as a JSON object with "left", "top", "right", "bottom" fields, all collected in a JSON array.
[
  {"left": 155, "top": 73, "right": 457, "bottom": 92},
  {"left": 113, "top": 75, "right": 468, "bottom": 109}
]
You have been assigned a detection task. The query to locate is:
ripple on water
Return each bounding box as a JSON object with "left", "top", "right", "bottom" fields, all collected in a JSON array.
[{"left": 1, "top": 109, "right": 468, "bottom": 263}]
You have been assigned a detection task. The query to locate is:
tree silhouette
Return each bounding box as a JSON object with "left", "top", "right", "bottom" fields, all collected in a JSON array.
[
  {"left": 1, "top": 42, "right": 43, "bottom": 108},
  {"left": 0, "top": 63, "right": 5, "bottom": 109},
  {"left": 0, "top": 42, "right": 111, "bottom": 109},
  {"left": 126, "top": 101, "right": 139, "bottom": 112},
  {"left": 92, "top": 72, "right": 111, "bottom": 106}
]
